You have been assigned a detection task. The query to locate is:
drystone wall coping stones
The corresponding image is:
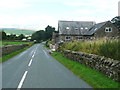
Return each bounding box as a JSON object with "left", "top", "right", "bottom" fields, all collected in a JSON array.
[{"left": 62, "top": 50, "right": 120, "bottom": 82}]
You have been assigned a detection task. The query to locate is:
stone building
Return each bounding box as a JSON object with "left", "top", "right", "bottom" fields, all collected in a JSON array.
[
  {"left": 51, "top": 20, "right": 119, "bottom": 50},
  {"left": 84, "top": 21, "right": 120, "bottom": 39},
  {"left": 57, "top": 20, "right": 95, "bottom": 42}
]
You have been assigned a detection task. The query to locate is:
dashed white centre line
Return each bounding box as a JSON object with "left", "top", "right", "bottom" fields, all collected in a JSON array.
[
  {"left": 17, "top": 46, "right": 38, "bottom": 89},
  {"left": 32, "top": 54, "right": 35, "bottom": 58},
  {"left": 33, "top": 51, "right": 36, "bottom": 55},
  {"left": 28, "top": 59, "right": 33, "bottom": 66},
  {"left": 17, "top": 71, "right": 28, "bottom": 89}
]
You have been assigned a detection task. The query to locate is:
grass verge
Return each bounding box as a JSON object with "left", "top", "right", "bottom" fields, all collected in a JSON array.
[
  {"left": 0, "top": 46, "right": 31, "bottom": 63},
  {"left": 51, "top": 52, "right": 119, "bottom": 88},
  {"left": 0, "top": 41, "right": 33, "bottom": 45}
]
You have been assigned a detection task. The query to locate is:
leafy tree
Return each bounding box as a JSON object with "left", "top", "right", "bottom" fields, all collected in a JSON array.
[
  {"left": 45, "top": 25, "right": 55, "bottom": 40},
  {"left": 0, "top": 31, "right": 7, "bottom": 40},
  {"left": 111, "top": 16, "right": 120, "bottom": 30},
  {"left": 17, "top": 34, "right": 25, "bottom": 40},
  {"left": 6, "top": 34, "right": 17, "bottom": 40},
  {"left": 31, "top": 25, "right": 56, "bottom": 41},
  {"left": 32, "top": 30, "right": 46, "bottom": 41}
]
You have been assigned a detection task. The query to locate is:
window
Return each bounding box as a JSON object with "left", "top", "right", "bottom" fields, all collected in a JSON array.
[
  {"left": 105, "top": 27, "right": 112, "bottom": 32},
  {"left": 75, "top": 28, "right": 78, "bottom": 30},
  {"left": 76, "top": 36, "right": 83, "bottom": 40},
  {"left": 85, "top": 27, "right": 88, "bottom": 29},
  {"left": 94, "top": 28, "right": 97, "bottom": 31},
  {"left": 81, "top": 27, "right": 83, "bottom": 30},
  {"left": 66, "top": 27, "right": 69, "bottom": 30},
  {"left": 66, "top": 36, "right": 71, "bottom": 40}
]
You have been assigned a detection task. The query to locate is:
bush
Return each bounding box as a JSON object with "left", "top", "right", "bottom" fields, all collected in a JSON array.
[{"left": 45, "top": 40, "right": 52, "bottom": 47}]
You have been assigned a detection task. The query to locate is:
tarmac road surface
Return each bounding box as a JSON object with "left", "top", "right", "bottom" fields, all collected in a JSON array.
[{"left": 2, "top": 43, "right": 92, "bottom": 88}]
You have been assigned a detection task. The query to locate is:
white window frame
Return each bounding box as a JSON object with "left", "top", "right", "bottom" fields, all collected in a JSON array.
[
  {"left": 94, "top": 28, "right": 97, "bottom": 31},
  {"left": 85, "top": 27, "right": 88, "bottom": 29},
  {"left": 66, "top": 27, "right": 69, "bottom": 30},
  {"left": 75, "top": 28, "right": 78, "bottom": 30},
  {"left": 105, "top": 27, "right": 112, "bottom": 32},
  {"left": 80, "top": 27, "right": 83, "bottom": 30}
]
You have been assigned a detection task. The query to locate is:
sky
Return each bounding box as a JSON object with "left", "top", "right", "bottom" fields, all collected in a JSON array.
[{"left": 0, "top": 0, "right": 119, "bottom": 30}]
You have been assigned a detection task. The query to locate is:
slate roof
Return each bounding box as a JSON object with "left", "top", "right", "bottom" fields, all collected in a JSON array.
[
  {"left": 58, "top": 20, "right": 95, "bottom": 35},
  {"left": 84, "top": 21, "right": 107, "bottom": 35}
]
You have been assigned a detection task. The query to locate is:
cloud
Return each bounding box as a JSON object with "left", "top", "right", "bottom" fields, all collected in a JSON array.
[
  {"left": 0, "top": 0, "right": 32, "bottom": 10},
  {"left": 0, "top": 14, "right": 58, "bottom": 30},
  {"left": 63, "top": 0, "right": 118, "bottom": 13},
  {"left": 0, "top": 0, "right": 119, "bottom": 30},
  {"left": 64, "top": 2, "right": 89, "bottom": 6}
]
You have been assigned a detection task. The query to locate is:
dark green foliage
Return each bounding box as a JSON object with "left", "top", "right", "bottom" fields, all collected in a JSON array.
[
  {"left": 17, "top": 34, "right": 25, "bottom": 40},
  {"left": 111, "top": 16, "right": 120, "bottom": 30},
  {"left": 0, "top": 31, "right": 7, "bottom": 40},
  {"left": 6, "top": 34, "right": 25, "bottom": 40},
  {"left": 32, "top": 30, "right": 47, "bottom": 41},
  {"left": 45, "top": 40, "right": 52, "bottom": 47},
  {"left": 31, "top": 25, "right": 56, "bottom": 41},
  {"left": 0, "top": 31, "right": 26, "bottom": 40},
  {"left": 45, "top": 25, "right": 55, "bottom": 39}
]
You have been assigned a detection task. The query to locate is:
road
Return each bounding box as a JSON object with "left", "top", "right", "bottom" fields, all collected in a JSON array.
[{"left": 2, "top": 43, "right": 92, "bottom": 88}]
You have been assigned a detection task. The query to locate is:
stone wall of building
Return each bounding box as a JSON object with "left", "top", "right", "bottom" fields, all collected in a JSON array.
[
  {"left": 0, "top": 44, "right": 28, "bottom": 56},
  {"left": 62, "top": 50, "right": 120, "bottom": 82}
]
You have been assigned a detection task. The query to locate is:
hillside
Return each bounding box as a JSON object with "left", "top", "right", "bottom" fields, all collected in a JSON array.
[{"left": 0, "top": 28, "right": 35, "bottom": 36}]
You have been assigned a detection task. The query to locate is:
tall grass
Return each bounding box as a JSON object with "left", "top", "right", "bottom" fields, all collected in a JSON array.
[{"left": 60, "top": 39, "right": 120, "bottom": 61}]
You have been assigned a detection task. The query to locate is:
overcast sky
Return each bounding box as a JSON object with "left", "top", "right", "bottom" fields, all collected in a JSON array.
[{"left": 0, "top": 0, "right": 119, "bottom": 30}]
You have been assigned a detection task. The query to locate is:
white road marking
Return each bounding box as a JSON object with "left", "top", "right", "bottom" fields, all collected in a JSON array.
[
  {"left": 33, "top": 51, "right": 36, "bottom": 55},
  {"left": 43, "top": 50, "right": 49, "bottom": 58},
  {"left": 28, "top": 59, "right": 33, "bottom": 66},
  {"left": 32, "top": 54, "right": 35, "bottom": 58},
  {"left": 17, "top": 71, "right": 28, "bottom": 89}
]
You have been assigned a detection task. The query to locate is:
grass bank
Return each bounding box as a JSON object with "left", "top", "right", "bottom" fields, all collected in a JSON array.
[
  {"left": 51, "top": 52, "right": 119, "bottom": 88},
  {"left": 0, "top": 41, "right": 33, "bottom": 45},
  {"left": 60, "top": 39, "right": 120, "bottom": 61},
  {"left": 0, "top": 46, "right": 31, "bottom": 63}
]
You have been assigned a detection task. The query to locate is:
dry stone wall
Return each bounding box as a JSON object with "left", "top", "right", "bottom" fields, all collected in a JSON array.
[
  {"left": 0, "top": 44, "right": 28, "bottom": 56},
  {"left": 62, "top": 50, "right": 120, "bottom": 82}
]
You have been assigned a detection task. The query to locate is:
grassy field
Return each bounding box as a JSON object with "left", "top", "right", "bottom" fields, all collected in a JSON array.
[
  {"left": 0, "top": 46, "right": 31, "bottom": 63},
  {"left": 51, "top": 52, "right": 119, "bottom": 88},
  {"left": 0, "top": 41, "right": 33, "bottom": 45},
  {"left": 60, "top": 39, "right": 120, "bottom": 61},
  {"left": 0, "top": 28, "right": 35, "bottom": 36}
]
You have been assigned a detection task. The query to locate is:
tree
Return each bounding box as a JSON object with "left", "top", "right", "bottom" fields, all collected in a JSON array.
[
  {"left": 0, "top": 31, "right": 7, "bottom": 40},
  {"left": 45, "top": 25, "right": 55, "bottom": 40},
  {"left": 31, "top": 25, "right": 56, "bottom": 41},
  {"left": 17, "top": 34, "right": 25, "bottom": 40},
  {"left": 6, "top": 34, "right": 17, "bottom": 40},
  {"left": 111, "top": 16, "right": 120, "bottom": 30},
  {"left": 31, "top": 30, "right": 47, "bottom": 41}
]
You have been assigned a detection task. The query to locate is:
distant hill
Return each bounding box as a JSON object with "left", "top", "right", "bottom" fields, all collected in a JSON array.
[{"left": 0, "top": 28, "right": 35, "bottom": 36}]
